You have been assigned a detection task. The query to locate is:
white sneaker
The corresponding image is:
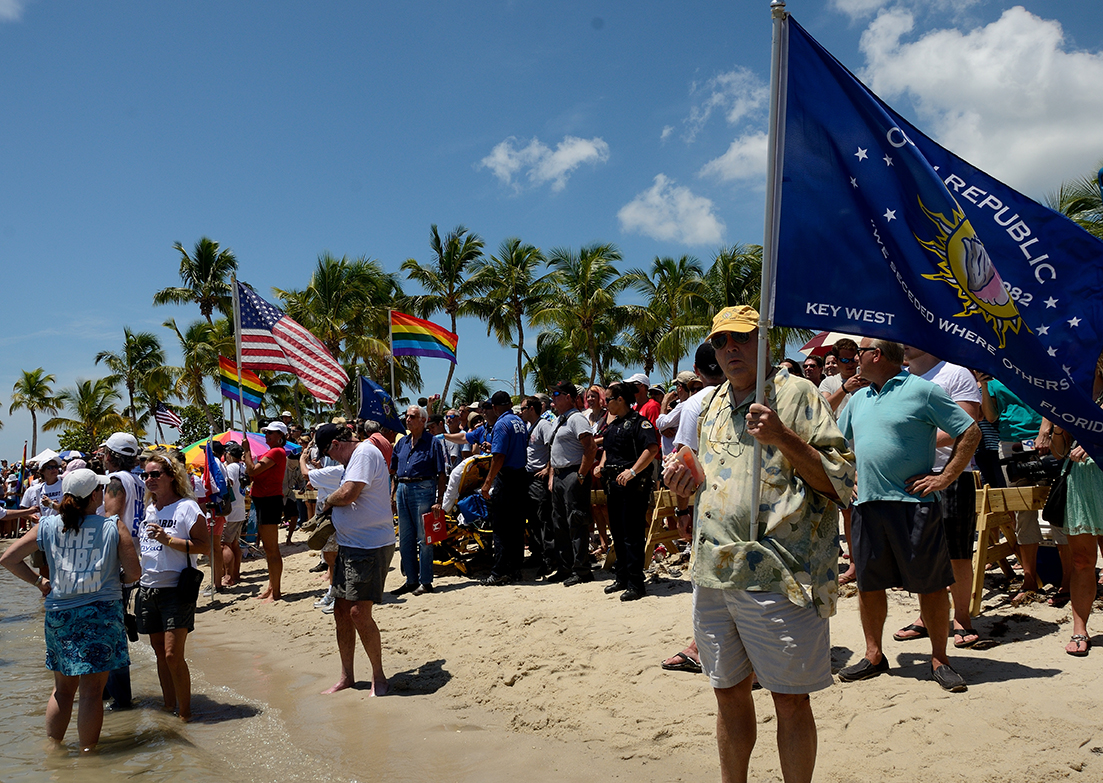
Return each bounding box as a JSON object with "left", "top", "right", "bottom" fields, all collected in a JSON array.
[
  {"left": 321, "top": 602, "right": 335, "bottom": 614},
  {"left": 201, "top": 585, "right": 214, "bottom": 598},
  {"left": 314, "top": 590, "right": 335, "bottom": 609}
]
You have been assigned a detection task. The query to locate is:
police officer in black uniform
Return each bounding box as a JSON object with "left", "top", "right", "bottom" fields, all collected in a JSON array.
[{"left": 595, "top": 382, "right": 660, "bottom": 601}]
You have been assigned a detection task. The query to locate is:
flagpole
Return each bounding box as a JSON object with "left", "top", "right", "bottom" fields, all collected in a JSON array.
[
  {"left": 231, "top": 275, "right": 249, "bottom": 437},
  {"left": 749, "top": 0, "right": 789, "bottom": 543},
  {"left": 388, "top": 309, "right": 396, "bottom": 400}
]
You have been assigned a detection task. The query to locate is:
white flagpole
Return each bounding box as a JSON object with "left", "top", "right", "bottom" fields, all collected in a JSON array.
[
  {"left": 231, "top": 276, "right": 249, "bottom": 436},
  {"left": 750, "top": 0, "right": 789, "bottom": 543},
  {"left": 388, "top": 309, "right": 396, "bottom": 400}
]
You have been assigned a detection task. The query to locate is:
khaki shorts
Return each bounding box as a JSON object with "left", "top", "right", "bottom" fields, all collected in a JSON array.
[
  {"left": 693, "top": 586, "right": 832, "bottom": 695},
  {"left": 333, "top": 544, "right": 395, "bottom": 604}
]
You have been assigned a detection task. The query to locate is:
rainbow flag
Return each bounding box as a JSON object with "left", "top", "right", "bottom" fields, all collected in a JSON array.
[
  {"left": 390, "top": 311, "right": 458, "bottom": 364},
  {"left": 219, "top": 356, "right": 267, "bottom": 409}
]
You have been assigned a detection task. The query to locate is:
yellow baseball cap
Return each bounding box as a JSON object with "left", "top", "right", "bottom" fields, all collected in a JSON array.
[{"left": 706, "top": 305, "right": 759, "bottom": 341}]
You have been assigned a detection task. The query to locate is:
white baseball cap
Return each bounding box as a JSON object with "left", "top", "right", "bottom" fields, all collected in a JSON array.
[
  {"left": 105, "top": 432, "right": 140, "bottom": 457},
  {"left": 622, "top": 373, "right": 649, "bottom": 387},
  {"left": 262, "top": 421, "right": 289, "bottom": 436},
  {"left": 62, "top": 468, "right": 110, "bottom": 499}
]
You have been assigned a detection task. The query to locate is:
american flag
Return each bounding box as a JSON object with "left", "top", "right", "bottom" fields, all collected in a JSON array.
[
  {"left": 236, "top": 281, "right": 349, "bottom": 404},
  {"left": 155, "top": 401, "right": 184, "bottom": 429}
]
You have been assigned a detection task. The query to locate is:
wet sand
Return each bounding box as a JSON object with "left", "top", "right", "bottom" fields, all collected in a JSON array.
[{"left": 186, "top": 539, "right": 1103, "bottom": 782}]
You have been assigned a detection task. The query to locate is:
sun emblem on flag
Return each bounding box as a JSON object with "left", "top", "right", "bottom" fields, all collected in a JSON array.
[{"left": 916, "top": 198, "right": 1024, "bottom": 348}]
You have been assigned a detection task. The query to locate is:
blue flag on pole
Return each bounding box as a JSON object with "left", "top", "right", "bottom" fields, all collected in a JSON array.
[
  {"left": 358, "top": 377, "right": 407, "bottom": 435},
  {"left": 774, "top": 18, "right": 1103, "bottom": 452}
]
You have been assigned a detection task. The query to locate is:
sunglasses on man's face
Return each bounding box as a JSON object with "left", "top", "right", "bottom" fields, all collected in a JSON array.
[
  {"left": 709, "top": 330, "right": 754, "bottom": 351},
  {"left": 836, "top": 356, "right": 855, "bottom": 364}
]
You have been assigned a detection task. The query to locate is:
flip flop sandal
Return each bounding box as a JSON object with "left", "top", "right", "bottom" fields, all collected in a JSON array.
[
  {"left": 953, "top": 628, "right": 981, "bottom": 648},
  {"left": 1067, "top": 634, "right": 1092, "bottom": 657},
  {"left": 661, "top": 652, "right": 702, "bottom": 673},
  {"left": 892, "top": 623, "right": 929, "bottom": 642},
  {"left": 1048, "top": 591, "right": 1072, "bottom": 608}
]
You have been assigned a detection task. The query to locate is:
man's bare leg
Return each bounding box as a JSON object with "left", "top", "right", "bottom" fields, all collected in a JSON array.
[
  {"left": 857, "top": 589, "right": 887, "bottom": 664},
  {"left": 324, "top": 598, "right": 358, "bottom": 694},
  {"left": 918, "top": 589, "right": 951, "bottom": 671},
  {"left": 772, "top": 692, "right": 817, "bottom": 783},
  {"left": 948, "top": 559, "right": 978, "bottom": 642},
  {"left": 714, "top": 674, "right": 756, "bottom": 783},
  {"left": 348, "top": 600, "right": 388, "bottom": 696},
  {"left": 838, "top": 508, "right": 856, "bottom": 584}
]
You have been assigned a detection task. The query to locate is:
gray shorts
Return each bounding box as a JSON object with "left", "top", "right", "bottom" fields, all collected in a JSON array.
[
  {"left": 852, "top": 501, "right": 954, "bottom": 594},
  {"left": 221, "top": 517, "right": 245, "bottom": 544},
  {"left": 333, "top": 544, "right": 395, "bottom": 604},
  {"left": 693, "top": 586, "right": 833, "bottom": 694}
]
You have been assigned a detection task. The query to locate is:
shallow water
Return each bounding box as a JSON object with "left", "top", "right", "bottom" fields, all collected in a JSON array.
[{"left": 0, "top": 566, "right": 341, "bottom": 782}]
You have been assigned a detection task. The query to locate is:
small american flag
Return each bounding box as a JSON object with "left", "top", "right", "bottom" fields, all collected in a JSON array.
[
  {"left": 155, "top": 401, "right": 184, "bottom": 429},
  {"left": 236, "top": 281, "right": 349, "bottom": 404}
]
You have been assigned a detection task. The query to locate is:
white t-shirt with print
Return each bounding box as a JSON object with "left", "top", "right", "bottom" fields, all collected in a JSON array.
[{"left": 138, "top": 498, "right": 204, "bottom": 588}]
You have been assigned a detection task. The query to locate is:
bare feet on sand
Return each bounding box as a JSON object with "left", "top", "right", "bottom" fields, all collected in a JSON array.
[
  {"left": 323, "top": 677, "right": 389, "bottom": 695},
  {"left": 255, "top": 587, "right": 281, "bottom": 602},
  {"left": 323, "top": 679, "right": 354, "bottom": 695}
]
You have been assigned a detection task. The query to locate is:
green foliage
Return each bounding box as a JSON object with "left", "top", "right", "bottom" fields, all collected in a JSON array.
[
  {"left": 56, "top": 426, "right": 96, "bottom": 455},
  {"left": 153, "top": 237, "right": 238, "bottom": 323},
  {"left": 173, "top": 404, "right": 225, "bottom": 446}
]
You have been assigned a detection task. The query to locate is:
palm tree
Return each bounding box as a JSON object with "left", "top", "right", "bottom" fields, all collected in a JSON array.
[
  {"left": 469, "top": 238, "right": 548, "bottom": 396},
  {"left": 624, "top": 255, "right": 710, "bottom": 376},
  {"left": 275, "top": 253, "right": 411, "bottom": 407},
  {"left": 164, "top": 318, "right": 225, "bottom": 435},
  {"left": 95, "top": 328, "right": 173, "bottom": 435},
  {"left": 1046, "top": 166, "right": 1103, "bottom": 240},
  {"left": 9, "top": 369, "right": 59, "bottom": 454},
  {"left": 43, "top": 379, "right": 128, "bottom": 449},
  {"left": 153, "top": 237, "right": 239, "bottom": 324},
  {"left": 531, "top": 243, "right": 630, "bottom": 385},
  {"left": 451, "top": 376, "right": 492, "bottom": 408},
  {"left": 524, "top": 332, "right": 589, "bottom": 394},
  {"left": 402, "top": 224, "right": 485, "bottom": 404},
  {"left": 703, "top": 244, "right": 813, "bottom": 362}
]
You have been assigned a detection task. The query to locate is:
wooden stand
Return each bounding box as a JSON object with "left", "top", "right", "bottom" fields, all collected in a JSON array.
[
  {"left": 969, "top": 483, "right": 1050, "bottom": 617},
  {"left": 643, "top": 489, "right": 691, "bottom": 567}
]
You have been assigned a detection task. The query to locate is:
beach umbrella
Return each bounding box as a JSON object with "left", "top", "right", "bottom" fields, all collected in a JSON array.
[
  {"left": 181, "top": 430, "right": 301, "bottom": 468},
  {"left": 58, "top": 450, "right": 85, "bottom": 460},
  {"left": 30, "top": 448, "right": 61, "bottom": 466},
  {"left": 798, "top": 331, "right": 864, "bottom": 357}
]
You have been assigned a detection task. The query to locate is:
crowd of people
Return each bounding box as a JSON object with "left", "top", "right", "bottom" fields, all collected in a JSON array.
[{"left": 2, "top": 304, "right": 1101, "bottom": 783}]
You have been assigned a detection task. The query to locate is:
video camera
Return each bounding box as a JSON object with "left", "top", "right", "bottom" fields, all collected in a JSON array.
[{"left": 1000, "top": 451, "right": 1063, "bottom": 484}]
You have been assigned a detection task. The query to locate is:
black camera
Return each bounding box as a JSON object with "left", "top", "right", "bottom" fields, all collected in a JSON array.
[{"left": 1000, "top": 452, "right": 1063, "bottom": 484}]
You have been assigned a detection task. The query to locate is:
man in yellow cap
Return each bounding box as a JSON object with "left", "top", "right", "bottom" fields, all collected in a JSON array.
[{"left": 664, "top": 304, "right": 855, "bottom": 783}]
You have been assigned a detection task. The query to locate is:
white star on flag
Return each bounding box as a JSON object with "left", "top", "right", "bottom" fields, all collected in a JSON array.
[
  {"left": 883, "top": 154, "right": 893, "bottom": 166},
  {"left": 850, "top": 177, "right": 858, "bottom": 188},
  {"left": 1047, "top": 347, "right": 1058, "bottom": 357},
  {"left": 883, "top": 209, "right": 896, "bottom": 222},
  {"left": 1045, "top": 297, "right": 1059, "bottom": 308},
  {"left": 1068, "top": 316, "right": 1082, "bottom": 327},
  {"left": 1036, "top": 324, "right": 1050, "bottom": 335},
  {"left": 855, "top": 147, "right": 867, "bottom": 161}
]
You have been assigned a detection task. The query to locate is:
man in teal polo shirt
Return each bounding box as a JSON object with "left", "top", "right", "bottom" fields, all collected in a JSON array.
[{"left": 837, "top": 338, "right": 980, "bottom": 692}]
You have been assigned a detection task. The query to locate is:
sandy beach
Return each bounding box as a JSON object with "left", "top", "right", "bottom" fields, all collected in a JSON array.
[{"left": 171, "top": 536, "right": 1103, "bottom": 783}]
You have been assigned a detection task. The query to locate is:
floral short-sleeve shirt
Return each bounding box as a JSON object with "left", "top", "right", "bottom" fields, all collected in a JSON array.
[{"left": 691, "top": 369, "right": 856, "bottom": 618}]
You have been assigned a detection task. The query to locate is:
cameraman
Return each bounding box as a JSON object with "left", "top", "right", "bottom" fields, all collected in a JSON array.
[{"left": 978, "top": 372, "right": 1070, "bottom": 605}]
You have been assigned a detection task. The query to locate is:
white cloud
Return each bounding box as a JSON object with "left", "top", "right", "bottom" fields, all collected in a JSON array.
[
  {"left": 831, "top": 0, "right": 981, "bottom": 21},
  {"left": 0, "top": 0, "right": 25, "bottom": 22},
  {"left": 698, "top": 131, "right": 769, "bottom": 183},
  {"left": 617, "top": 174, "right": 725, "bottom": 246},
  {"left": 660, "top": 125, "right": 674, "bottom": 142},
  {"left": 479, "top": 135, "right": 609, "bottom": 192},
  {"left": 857, "top": 6, "right": 1103, "bottom": 194},
  {"left": 683, "top": 67, "right": 768, "bottom": 141}
]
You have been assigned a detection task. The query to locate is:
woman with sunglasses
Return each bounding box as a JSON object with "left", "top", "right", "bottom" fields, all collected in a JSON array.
[
  {"left": 1, "top": 469, "right": 141, "bottom": 750},
  {"left": 134, "top": 453, "right": 209, "bottom": 722}
]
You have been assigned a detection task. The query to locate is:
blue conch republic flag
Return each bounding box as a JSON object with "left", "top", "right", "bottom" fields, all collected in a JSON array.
[
  {"left": 773, "top": 18, "right": 1103, "bottom": 453},
  {"left": 358, "top": 376, "right": 407, "bottom": 435}
]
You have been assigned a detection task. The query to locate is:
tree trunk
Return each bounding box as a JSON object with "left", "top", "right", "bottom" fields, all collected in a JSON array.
[
  {"left": 31, "top": 411, "right": 38, "bottom": 455},
  {"left": 440, "top": 311, "right": 458, "bottom": 406},
  {"left": 516, "top": 317, "right": 525, "bottom": 397}
]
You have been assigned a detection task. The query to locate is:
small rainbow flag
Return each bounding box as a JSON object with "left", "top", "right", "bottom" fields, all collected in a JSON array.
[
  {"left": 390, "top": 311, "right": 458, "bottom": 364},
  {"left": 219, "top": 356, "right": 267, "bottom": 409}
]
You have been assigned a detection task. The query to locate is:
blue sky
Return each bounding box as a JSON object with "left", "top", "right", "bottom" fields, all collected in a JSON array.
[{"left": 1, "top": 0, "right": 1101, "bottom": 457}]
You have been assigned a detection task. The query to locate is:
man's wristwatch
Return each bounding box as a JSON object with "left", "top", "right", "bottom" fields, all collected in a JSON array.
[{"left": 627, "top": 468, "right": 637, "bottom": 478}]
